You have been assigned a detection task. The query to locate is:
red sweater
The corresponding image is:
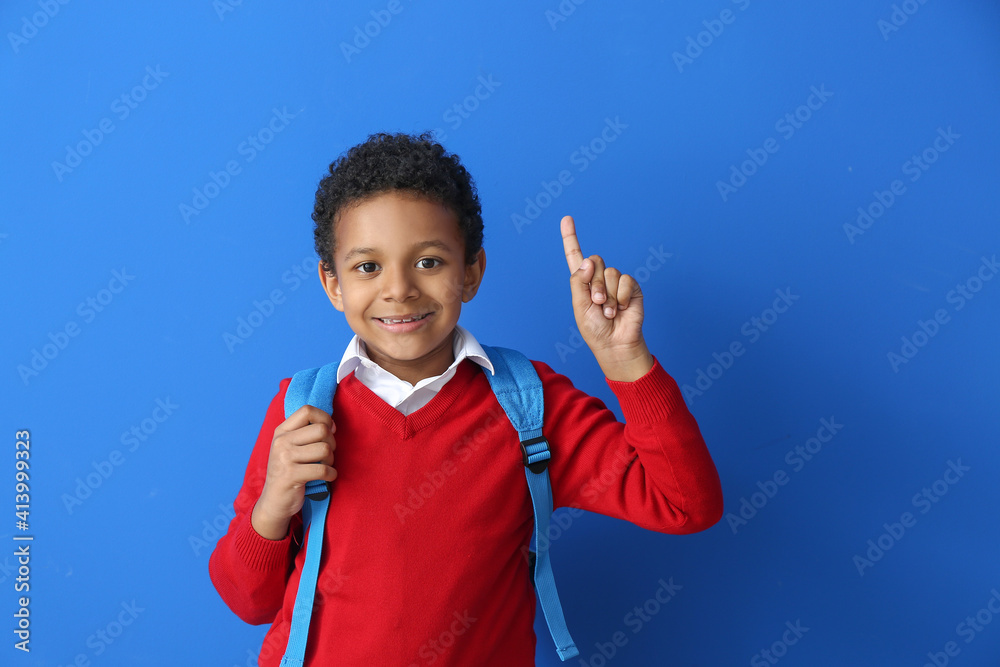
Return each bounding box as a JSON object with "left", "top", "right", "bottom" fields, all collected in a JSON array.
[{"left": 209, "top": 356, "right": 723, "bottom": 666}]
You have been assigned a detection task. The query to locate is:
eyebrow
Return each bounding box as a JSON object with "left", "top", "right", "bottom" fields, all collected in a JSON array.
[{"left": 342, "top": 240, "right": 453, "bottom": 263}]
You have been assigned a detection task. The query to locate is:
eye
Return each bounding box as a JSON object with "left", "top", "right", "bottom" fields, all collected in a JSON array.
[
  {"left": 357, "top": 261, "right": 379, "bottom": 274},
  {"left": 417, "top": 258, "right": 441, "bottom": 269}
]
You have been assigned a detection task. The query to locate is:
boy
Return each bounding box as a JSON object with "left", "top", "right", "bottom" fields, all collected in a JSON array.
[{"left": 209, "top": 132, "right": 723, "bottom": 666}]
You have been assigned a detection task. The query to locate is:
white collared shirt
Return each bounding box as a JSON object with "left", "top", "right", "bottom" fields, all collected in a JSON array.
[{"left": 335, "top": 324, "right": 495, "bottom": 416}]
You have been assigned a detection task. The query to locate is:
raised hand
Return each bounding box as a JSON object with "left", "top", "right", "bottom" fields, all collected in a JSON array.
[{"left": 561, "top": 215, "right": 654, "bottom": 381}]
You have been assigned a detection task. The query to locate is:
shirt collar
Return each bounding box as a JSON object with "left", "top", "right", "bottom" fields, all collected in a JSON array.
[{"left": 336, "top": 324, "right": 494, "bottom": 385}]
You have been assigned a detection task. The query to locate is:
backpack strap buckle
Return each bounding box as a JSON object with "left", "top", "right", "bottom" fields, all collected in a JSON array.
[{"left": 520, "top": 435, "right": 551, "bottom": 474}]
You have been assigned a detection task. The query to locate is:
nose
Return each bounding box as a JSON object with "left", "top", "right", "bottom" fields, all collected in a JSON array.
[{"left": 380, "top": 265, "right": 420, "bottom": 302}]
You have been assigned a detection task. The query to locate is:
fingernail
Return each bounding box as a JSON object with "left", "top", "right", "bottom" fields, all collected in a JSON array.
[{"left": 604, "top": 306, "right": 614, "bottom": 318}]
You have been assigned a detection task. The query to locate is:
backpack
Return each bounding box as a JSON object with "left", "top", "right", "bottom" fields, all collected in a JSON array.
[{"left": 277, "top": 345, "right": 579, "bottom": 666}]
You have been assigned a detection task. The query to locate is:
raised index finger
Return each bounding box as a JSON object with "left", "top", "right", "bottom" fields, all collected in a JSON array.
[{"left": 560, "top": 215, "right": 585, "bottom": 274}]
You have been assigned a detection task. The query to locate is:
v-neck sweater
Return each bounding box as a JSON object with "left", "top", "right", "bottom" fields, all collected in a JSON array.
[{"left": 209, "top": 355, "right": 723, "bottom": 666}]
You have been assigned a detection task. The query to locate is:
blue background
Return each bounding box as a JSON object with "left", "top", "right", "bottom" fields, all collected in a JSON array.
[{"left": 3, "top": 0, "right": 999, "bottom": 665}]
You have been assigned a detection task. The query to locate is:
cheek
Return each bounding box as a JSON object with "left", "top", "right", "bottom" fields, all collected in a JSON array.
[
  {"left": 336, "top": 286, "right": 359, "bottom": 313},
  {"left": 346, "top": 282, "right": 382, "bottom": 314},
  {"left": 438, "top": 277, "right": 465, "bottom": 306}
]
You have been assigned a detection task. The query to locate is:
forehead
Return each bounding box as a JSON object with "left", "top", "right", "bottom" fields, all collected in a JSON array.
[{"left": 334, "top": 191, "right": 464, "bottom": 261}]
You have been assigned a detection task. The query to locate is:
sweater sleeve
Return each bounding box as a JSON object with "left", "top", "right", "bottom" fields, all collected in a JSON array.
[
  {"left": 538, "top": 356, "right": 724, "bottom": 534},
  {"left": 208, "top": 378, "right": 304, "bottom": 624}
]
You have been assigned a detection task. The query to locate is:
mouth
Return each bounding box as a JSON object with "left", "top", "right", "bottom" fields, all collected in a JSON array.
[
  {"left": 372, "top": 311, "right": 434, "bottom": 332},
  {"left": 374, "top": 312, "right": 432, "bottom": 325}
]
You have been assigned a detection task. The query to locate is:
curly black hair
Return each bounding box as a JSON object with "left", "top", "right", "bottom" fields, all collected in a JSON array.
[{"left": 312, "top": 131, "right": 484, "bottom": 276}]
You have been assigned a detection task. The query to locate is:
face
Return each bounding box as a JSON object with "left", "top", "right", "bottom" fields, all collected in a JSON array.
[{"left": 318, "top": 190, "right": 486, "bottom": 386}]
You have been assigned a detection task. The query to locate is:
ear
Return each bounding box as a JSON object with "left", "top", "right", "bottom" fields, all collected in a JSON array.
[
  {"left": 461, "top": 247, "right": 487, "bottom": 303},
  {"left": 318, "top": 261, "right": 345, "bottom": 312}
]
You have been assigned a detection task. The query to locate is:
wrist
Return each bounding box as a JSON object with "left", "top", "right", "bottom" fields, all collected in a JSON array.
[
  {"left": 596, "top": 343, "right": 654, "bottom": 382},
  {"left": 251, "top": 499, "right": 291, "bottom": 541}
]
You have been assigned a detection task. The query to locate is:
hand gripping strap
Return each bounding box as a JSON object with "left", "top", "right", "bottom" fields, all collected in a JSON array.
[
  {"left": 480, "top": 345, "right": 579, "bottom": 661},
  {"left": 280, "top": 363, "right": 338, "bottom": 667},
  {"left": 284, "top": 364, "right": 338, "bottom": 499}
]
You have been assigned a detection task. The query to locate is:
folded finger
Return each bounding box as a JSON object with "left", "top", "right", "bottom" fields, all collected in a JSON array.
[
  {"left": 588, "top": 255, "right": 607, "bottom": 304},
  {"left": 602, "top": 267, "right": 621, "bottom": 317},
  {"left": 617, "top": 273, "right": 638, "bottom": 310}
]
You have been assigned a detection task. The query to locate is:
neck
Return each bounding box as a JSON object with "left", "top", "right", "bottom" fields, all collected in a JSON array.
[{"left": 363, "top": 330, "right": 457, "bottom": 386}]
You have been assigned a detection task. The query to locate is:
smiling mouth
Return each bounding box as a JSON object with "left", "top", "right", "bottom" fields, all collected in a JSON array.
[{"left": 375, "top": 313, "right": 431, "bottom": 324}]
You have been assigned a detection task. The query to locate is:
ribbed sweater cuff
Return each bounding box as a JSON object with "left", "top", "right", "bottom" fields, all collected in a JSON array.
[
  {"left": 604, "top": 356, "right": 685, "bottom": 424},
  {"left": 233, "top": 507, "right": 293, "bottom": 573}
]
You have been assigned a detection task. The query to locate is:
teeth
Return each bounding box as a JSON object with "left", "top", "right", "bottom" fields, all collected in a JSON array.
[{"left": 380, "top": 314, "right": 427, "bottom": 324}]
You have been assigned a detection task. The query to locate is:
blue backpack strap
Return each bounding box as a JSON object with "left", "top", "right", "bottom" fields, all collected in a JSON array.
[
  {"left": 481, "top": 345, "right": 579, "bottom": 661},
  {"left": 280, "top": 362, "right": 338, "bottom": 667}
]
